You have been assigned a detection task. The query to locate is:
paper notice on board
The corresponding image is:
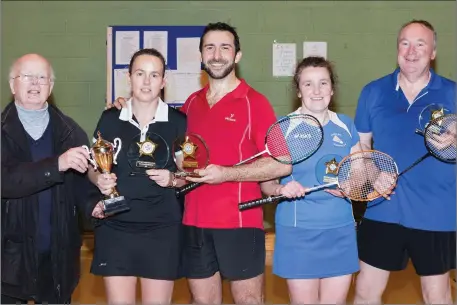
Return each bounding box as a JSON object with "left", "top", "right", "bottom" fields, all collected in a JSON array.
[
  {"left": 303, "top": 41, "right": 327, "bottom": 59},
  {"left": 115, "top": 31, "right": 140, "bottom": 65},
  {"left": 143, "top": 31, "right": 168, "bottom": 63},
  {"left": 272, "top": 43, "right": 296, "bottom": 77},
  {"left": 164, "top": 70, "right": 203, "bottom": 104},
  {"left": 176, "top": 37, "right": 201, "bottom": 72},
  {"left": 114, "top": 69, "right": 131, "bottom": 100}
]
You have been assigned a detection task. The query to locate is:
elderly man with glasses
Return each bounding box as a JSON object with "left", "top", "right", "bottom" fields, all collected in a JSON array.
[{"left": 1, "top": 53, "right": 94, "bottom": 304}]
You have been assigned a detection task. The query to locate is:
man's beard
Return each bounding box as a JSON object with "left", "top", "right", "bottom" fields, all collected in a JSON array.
[{"left": 202, "top": 60, "right": 236, "bottom": 80}]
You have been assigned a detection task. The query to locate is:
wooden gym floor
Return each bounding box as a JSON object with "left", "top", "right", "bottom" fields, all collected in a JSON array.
[{"left": 71, "top": 233, "right": 455, "bottom": 304}]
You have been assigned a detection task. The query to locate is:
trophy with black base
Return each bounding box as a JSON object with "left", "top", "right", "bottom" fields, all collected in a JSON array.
[
  {"left": 83, "top": 132, "right": 129, "bottom": 216},
  {"left": 127, "top": 132, "right": 170, "bottom": 177}
]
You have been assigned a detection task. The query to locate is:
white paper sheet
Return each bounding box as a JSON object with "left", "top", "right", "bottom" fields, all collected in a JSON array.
[
  {"left": 176, "top": 37, "right": 201, "bottom": 73},
  {"left": 303, "top": 41, "right": 327, "bottom": 59},
  {"left": 114, "top": 68, "right": 131, "bottom": 100},
  {"left": 164, "top": 70, "right": 203, "bottom": 104},
  {"left": 115, "top": 31, "right": 140, "bottom": 65},
  {"left": 272, "top": 43, "right": 296, "bottom": 77},
  {"left": 143, "top": 31, "right": 168, "bottom": 63}
]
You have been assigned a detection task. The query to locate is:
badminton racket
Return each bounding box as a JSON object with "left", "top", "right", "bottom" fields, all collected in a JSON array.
[
  {"left": 239, "top": 150, "right": 399, "bottom": 211},
  {"left": 401, "top": 113, "right": 456, "bottom": 176}
]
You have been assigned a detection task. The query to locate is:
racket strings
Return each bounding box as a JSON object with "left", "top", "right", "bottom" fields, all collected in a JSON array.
[
  {"left": 425, "top": 114, "right": 457, "bottom": 162},
  {"left": 266, "top": 115, "right": 323, "bottom": 164},
  {"left": 337, "top": 151, "right": 398, "bottom": 201}
]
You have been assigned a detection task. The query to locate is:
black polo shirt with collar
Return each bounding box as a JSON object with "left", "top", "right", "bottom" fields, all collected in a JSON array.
[{"left": 92, "top": 99, "right": 187, "bottom": 229}]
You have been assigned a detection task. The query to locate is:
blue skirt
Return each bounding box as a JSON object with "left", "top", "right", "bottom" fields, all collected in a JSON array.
[{"left": 273, "top": 223, "right": 359, "bottom": 279}]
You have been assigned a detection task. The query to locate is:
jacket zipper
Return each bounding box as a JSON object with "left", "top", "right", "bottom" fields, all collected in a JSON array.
[{"left": 56, "top": 284, "right": 61, "bottom": 300}]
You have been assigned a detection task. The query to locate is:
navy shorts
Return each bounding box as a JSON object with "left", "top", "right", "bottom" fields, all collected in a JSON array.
[
  {"left": 183, "top": 225, "right": 265, "bottom": 281},
  {"left": 358, "top": 218, "right": 456, "bottom": 276}
]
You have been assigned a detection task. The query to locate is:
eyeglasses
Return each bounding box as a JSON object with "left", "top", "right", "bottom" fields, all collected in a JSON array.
[{"left": 12, "top": 74, "right": 54, "bottom": 85}]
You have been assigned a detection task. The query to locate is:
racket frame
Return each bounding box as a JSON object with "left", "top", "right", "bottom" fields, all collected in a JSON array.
[
  {"left": 331, "top": 149, "right": 399, "bottom": 202},
  {"left": 400, "top": 114, "right": 456, "bottom": 176},
  {"left": 265, "top": 113, "right": 324, "bottom": 165},
  {"left": 423, "top": 114, "right": 456, "bottom": 164}
]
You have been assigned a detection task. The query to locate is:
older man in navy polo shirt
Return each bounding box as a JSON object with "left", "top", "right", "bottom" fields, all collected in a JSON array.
[{"left": 354, "top": 20, "right": 456, "bottom": 304}]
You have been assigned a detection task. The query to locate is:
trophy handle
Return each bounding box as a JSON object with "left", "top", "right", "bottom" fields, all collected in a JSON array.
[
  {"left": 82, "top": 145, "right": 98, "bottom": 170},
  {"left": 113, "top": 138, "right": 122, "bottom": 165}
]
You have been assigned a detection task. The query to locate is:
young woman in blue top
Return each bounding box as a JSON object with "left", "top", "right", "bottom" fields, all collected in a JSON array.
[{"left": 261, "top": 56, "right": 362, "bottom": 304}]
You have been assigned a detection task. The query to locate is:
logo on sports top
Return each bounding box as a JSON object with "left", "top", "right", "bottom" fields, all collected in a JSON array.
[
  {"left": 331, "top": 133, "right": 346, "bottom": 147},
  {"left": 225, "top": 113, "right": 236, "bottom": 122},
  {"left": 294, "top": 133, "right": 312, "bottom": 139}
]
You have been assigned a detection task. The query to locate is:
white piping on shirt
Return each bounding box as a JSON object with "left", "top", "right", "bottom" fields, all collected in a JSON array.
[
  {"left": 185, "top": 95, "right": 198, "bottom": 115},
  {"left": 286, "top": 108, "right": 352, "bottom": 139},
  {"left": 238, "top": 96, "right": 253, "bottom": 228},
  {"left": 395, "top": 74, "right": 429, "bottom": 112}
]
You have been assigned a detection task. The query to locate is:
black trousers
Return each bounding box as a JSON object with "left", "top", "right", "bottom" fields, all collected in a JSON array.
[{"left": 1, "top": 252, "right": 71, "bottom": 304}]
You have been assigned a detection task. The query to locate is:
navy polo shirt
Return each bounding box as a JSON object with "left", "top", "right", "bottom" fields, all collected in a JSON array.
[
  {"left": 28, "top": 121, "right": 53, "bottom": 252},
  {"left": 355, "top": 68, "right": 456, "bottom": 231}
]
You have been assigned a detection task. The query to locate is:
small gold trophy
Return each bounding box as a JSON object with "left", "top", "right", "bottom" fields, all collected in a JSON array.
[
  {"left": 429, "top": 108, "right": 445, "bottom": 134},
  {"left": 323, "top": 158, "right": 339, "bottom": 183},
  {"left": 173, "top": 133, "right": 210, "bottom": 178},
  {"left": 431, "top": 108, "right": 445, "bottom": 120},
  {"left": 181, "top": 136, "right": 199, "bottom": 169},
  {"left": 83, "top": 132, "right": 129, "bottom": 216}
]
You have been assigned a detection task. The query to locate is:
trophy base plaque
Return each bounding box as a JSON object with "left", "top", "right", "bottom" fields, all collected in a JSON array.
[
  {"left": 182, "top": 160, "right": 199, "bottom": 168},
  {"left": 136, "top": 160, "right": 157, "bottom": 168},
  {"left": 102, "top": 196, "right": 129, "bottom": 216}
]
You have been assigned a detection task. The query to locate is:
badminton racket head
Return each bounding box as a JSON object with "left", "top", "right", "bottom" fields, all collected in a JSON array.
[
  {"left": 424, "top": 114, "right": 456, "bottom": 163},
  {"left": 265, "top": 114, "right": 323, "bottom": 164},
  {"left": 336, "top": 150, "right": 399, "bottom": 201}
]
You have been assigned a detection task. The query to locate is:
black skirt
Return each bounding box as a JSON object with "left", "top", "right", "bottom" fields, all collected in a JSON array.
[{"left": 90, "top": 222, "right": 184, "bottom": 280}]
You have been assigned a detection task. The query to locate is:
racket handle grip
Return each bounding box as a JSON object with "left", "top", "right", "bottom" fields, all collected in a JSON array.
[
  {"left": 175, "top": 182, "right": 202, "bottom": 198},
  {"left": 238, "top": 195, "right": 285, "bottom": 211}
]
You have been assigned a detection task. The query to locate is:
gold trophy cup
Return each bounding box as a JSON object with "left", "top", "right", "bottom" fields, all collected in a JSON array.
[{"left": 83, "top": 131, "right": 129, "bottom": 216}]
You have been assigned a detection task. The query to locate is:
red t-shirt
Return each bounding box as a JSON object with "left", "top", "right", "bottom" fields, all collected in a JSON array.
[{"left": 180, "top": 79, "right": 277, "bottom": 229}]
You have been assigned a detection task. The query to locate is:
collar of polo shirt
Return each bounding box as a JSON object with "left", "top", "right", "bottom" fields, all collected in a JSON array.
[
  {"left": 118, "top": 98, "right": 169, "bottom": 142},
  {"left": 119, "top": 97, "right": 169, "bottom": 124}
]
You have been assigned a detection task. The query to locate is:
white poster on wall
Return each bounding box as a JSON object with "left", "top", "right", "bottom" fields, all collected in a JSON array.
[
  {"left": 177, "top": 37, "right": 201, "bottom": 73},
  {"left": 164, "top": 70, "right": 203, "bottom": 104},
  {"left": 303, "top": 41, "right": 327, "bottom": 59},
  {"left": 272, "top": 42, "right": 296, "bottom": 77},
  {"left": 113, "top": 68, "right": 131, "bottom": 100},
  {"left": 143, "top": 31, "right": 168, "bottom": 63},
  {"left": 115, "top": 31, "right": 140, "bottom": 65}
]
